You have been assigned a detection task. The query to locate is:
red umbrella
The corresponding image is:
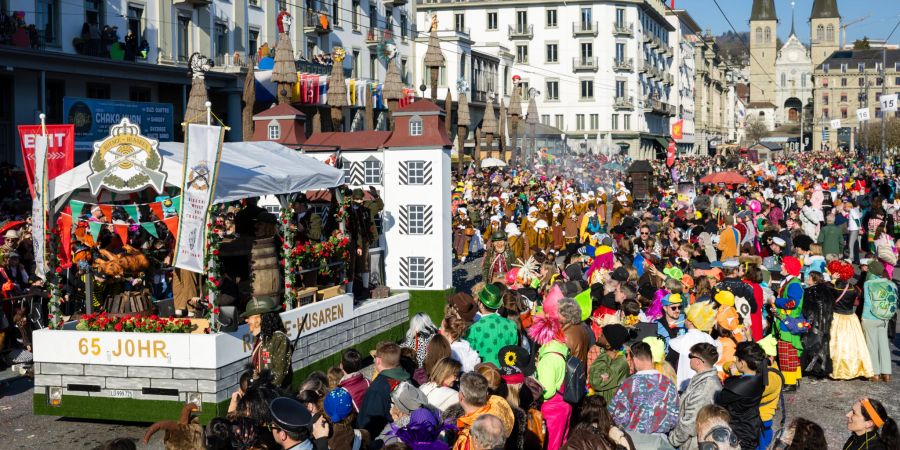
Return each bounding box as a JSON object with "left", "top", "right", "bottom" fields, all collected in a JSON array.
[{"left": 699, "top": 171, "right": 749, "bottom": 185}]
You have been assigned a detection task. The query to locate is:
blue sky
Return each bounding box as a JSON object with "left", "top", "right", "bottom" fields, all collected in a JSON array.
[{"left": 672, "top": 0, "right": 900, "bottom": 45}]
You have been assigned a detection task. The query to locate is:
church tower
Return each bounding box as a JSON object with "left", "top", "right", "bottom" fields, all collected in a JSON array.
[
  {"left": 749, "top": 0, "right": 777, "bottom": 105},
  {"left": 810, "top": 0, "right": 840, "bottom": 67}
]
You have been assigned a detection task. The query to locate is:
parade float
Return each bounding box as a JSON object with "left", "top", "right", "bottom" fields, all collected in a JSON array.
[{"left": 27, "top": 114, "right": 415, "bottom": 423}]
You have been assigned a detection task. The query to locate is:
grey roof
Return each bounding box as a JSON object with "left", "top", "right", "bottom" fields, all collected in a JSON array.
[
  {"left": 810, "top": 0, "right": 840, "bottom": 19},
  {"left": 818, "top": 49, "right": 900, "bottom": 70},
  {"left": 750, "top": 0, "right": 777, "bottom": 21}
]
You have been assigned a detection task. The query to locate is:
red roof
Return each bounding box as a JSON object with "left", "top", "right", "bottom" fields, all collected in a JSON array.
[
  {"left": 396, "top": 100, "right": 445, "bottom": 114},
  {"left": 253, "top": 103, "right": 305, "bottom": 119},
  {"left": 302, "top": 131, "right": 392, "bottom": 151}
]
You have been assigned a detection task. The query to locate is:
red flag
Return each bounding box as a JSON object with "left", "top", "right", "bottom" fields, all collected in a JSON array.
[
  {"left": 58, "top": 214, "right": 73, "bottom": 269},
  {"left": 163, "top": 216, "right": 179, "bottom": 236},
  {"left": 671, "top": 119, "right": 684, "bottom": 141},
  {"left": 99, "top": 205, "right": 113, "bottom": 222},
  {"left": 114, "top": 224, "right": 129, "bottom": 245},
  {"left": 149, "top": 201, "right": 164, "bottom": 221},
  {"left": 18, "top": 124, "right": 75, "bottom": 198},
  {"left": 666, "top": 141, "right": 677, "bottom": 168}
]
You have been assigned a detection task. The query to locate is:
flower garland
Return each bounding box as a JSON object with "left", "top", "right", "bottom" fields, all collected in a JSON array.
[
  {"left": 45, "top": 218, "right": 65, "bottom": 329},
  {"left": 205, "top": 204, "right": 224, "bottom": 332},
  {"left": 281, "top": 204, "right": 298, "bottom": 310},
  {"left": 75, "top": 312, "right": 195, "bottom": 333}
]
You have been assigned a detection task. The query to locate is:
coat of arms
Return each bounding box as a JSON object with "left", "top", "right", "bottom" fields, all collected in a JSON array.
[{"left": 88, "top": 118, "right": 167, "bottom": 195}]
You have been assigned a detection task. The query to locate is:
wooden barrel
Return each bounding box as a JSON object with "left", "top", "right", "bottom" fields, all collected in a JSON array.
[{"left": 250, "top": 237, "right": 283, "bottom": 298}]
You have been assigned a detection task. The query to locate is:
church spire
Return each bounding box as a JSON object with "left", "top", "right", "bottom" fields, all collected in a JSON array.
[
  {"left": 789, "top": 1, "right": 796, "bottom": 37},
  {"left": 750, "top": 0, "right": 777, "bottom": 22},
  {"left": 810, "top": 0, "right": 840, "bottom": 20}
]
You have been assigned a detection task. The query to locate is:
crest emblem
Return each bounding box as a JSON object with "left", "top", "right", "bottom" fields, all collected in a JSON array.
[{"left": 88, "top": 118, "right": 167, "bottom": 195}]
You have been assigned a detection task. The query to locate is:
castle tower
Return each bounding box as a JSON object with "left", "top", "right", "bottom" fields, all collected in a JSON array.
[
  {"left": 749, "top": 0, "right": 778, "bottom": 105},
  {"left": 810, "top": 0, "right": 840, "bottom": 67}
]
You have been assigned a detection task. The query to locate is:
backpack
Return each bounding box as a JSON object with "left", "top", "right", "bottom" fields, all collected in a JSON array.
[
  {"left": 870, "top": 284, "right": 898, "bottom": 320},
  {"left": 548, "top": 351, "right": 587, "bottom": 404}
]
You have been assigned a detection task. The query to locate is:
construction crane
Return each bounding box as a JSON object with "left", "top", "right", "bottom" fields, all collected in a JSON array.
[{"left": 841, "top": 14, "right": 871, "bottom": 49}]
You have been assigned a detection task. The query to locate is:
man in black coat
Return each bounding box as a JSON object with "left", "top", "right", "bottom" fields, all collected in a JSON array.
[{"left": 356, "top": 342, "right": 410, "bottom": 439}]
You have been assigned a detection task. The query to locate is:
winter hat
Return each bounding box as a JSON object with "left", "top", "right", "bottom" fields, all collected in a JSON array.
[
  {"left": 685, "top": 301, "right": 717, "bottom": 332},
  {"left": 324, "top": 388, "right": 353, "bottom": 423},
  {"left": 868, "top": 260, "right": 885, "bottom": 278},
  {"left": 390, "top": 382, "right": 428, "bottom": 415},
  {"left": 601, "top": 324, "right": 630, "bottom": 350},
  {"left": 781, "top": 256, "right": 802, "bottom": 277},
  {"left": 714, "top": 290, "right": 735, "bottom": 307},
  {"left": 611, "top": 267, "right": 630, "bottom": 283}
]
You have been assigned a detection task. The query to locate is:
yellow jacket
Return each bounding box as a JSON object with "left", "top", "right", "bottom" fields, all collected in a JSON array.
[{"left": 453, "top": 395, "right": 515, "bottom": 450}]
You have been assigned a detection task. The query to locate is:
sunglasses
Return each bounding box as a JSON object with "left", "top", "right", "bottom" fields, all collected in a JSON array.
[
  {"left": 689, "top": 354, "right": 702, "bottom": 360},
  {"left": 668, "top": 305, "right": 682, "bottom": 310},
  {"left": 640, "top": 232, "right": 650, "bottom": 235}
]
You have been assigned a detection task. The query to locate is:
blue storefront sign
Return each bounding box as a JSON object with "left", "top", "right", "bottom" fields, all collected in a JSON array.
[{"left": 63, "top": 97, "right": 174, "bottom": 151}]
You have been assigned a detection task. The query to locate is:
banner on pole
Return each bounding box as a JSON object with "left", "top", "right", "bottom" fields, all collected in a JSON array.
[
  {"left": 857, "top": 108, "right": 870, "bottom": 122},
  {"left": 173, "top": 124, "right": 225, "bottom": 273},
  {"left": 32, "top": 134, "right": 48, "bottom": 280},
  {"left": 18, "top": 124, "right": 74, "bottom": 199},
  {"left": 671, "top": 120, "right": 684, "bottom": 141},
  {"left": 881, "top": 94, "right": 898, "bottom": 113}
]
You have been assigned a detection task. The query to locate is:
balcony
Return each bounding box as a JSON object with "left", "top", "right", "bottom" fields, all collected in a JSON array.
[
  {"left": 508, "top": 24, "right": 533, "bottom": 39},
  {"left": 572, "top": 21, "right": 598, "bottom": 37},
  {"left": 383, "top": 0, "right": 407, "bottom": 5},
  {"left": 650, "top": 35, "right": 661, "bottom": 49},
  {"left": 614, "top": 96, "right": 635, "bottom": 111},
  {"left": 573, "top": 56, "right": 599, "bottom": 72},
  {"left": 173, "top": 0, "right": 211, "bottom": 6},
  {"left": 643, "top": 31, "right": 653, "bottom": 43},
  {"left": 663, "top": 73, "right": 674, "bottom": 85},
  {"left": 613, "top": 57, "right": 633, "bottom": 72},
  {"left": 366, "top": 29, "right": 392, "bottom": 47},
  {"left": 304, "top": 10, "right": 333, "bottom": 35},
  {"left": 613, "top": 21, "right": 633, "bottom": 37}
]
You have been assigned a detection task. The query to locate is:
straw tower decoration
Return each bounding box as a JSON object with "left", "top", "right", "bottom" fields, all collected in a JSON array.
[
  {"left": 480, "top": 92, "right": 498, "bottom": 159},
  {"left": 272, "top": 9, "right": 298, "bottom": 105},
  {"left": 328, "top": 47, "right": 348, "bottom": 131},
  {"left": 444, "top": 89, "right": 453, "bottom": 136},
  {"left": 312, "top": 109, "right": 322, "bottom": 134},
  {"left": 242, "top": 62, "right": 256, "bottom": 140},
  {"left": 526, "top": 89, "right": 540, "bottom": 160},
  {"left": 185, "top": 53, "right": 213, "bottom": 126},
  {"left": 423, "top": 14, "right": 445, "bottom": 102},
  {"left": 383, "top": 59, "right": 403, "bottom": 130},
  {"left": 365, "top": 83, "right": 374, "bottom": 130},
  {"left": 507, "top": 81, "right": 522, "bottom": 164},
  {"left": 456, "top": 78, "right": 471, "bottom": 172},
  {"left": 499, "top": 101, "right": 508, "bottom": 161}
]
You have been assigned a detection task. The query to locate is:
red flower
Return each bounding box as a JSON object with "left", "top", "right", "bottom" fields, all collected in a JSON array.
[
  {"left": 156, "top": 326, "right": 163, "bottom": 332},
  {"left": 55, "top": 267, "right": 62, "bottom": 273},
  {"left": 48, "top": 314, "right": 54, "bottom": 319},
  {"left": 212, "top": 249, "right": 220, "bottom": 256},
  {"left": 114, "top": 323, "right": 123, "bottom": 332},
  {"left": 213, "top": 308, "right": 220, "bottom": 314}
]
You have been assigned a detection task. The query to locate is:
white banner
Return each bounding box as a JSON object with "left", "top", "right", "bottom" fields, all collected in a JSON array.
[
  {"left": 174, "top": 124, "right": 225, "bottom": 273},
  {"left": 882, "top": 94, "right": 899, "bottom": 113},
  {"left": 857, "top": 108, "right": 871, "bottom": 122},
  {"left": 830, "top": 119, "right": 842, "bottom": 130},
  {"left": 32, "top": 134, "right": 47, "bottom": 280}
]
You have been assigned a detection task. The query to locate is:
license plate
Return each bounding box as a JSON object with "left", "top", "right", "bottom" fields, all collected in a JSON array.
[{"left": 109, "top": 390, "right": 133, "bottom": 398}]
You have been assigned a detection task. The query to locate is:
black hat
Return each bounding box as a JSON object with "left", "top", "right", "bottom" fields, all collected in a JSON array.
[
  {"left": 611, "top": 267, "right": 630, "bottom": 283},
  {"left": 600, "top": 324, "right": 629, "bottom": 350},
  {"left": 638, "top": 282, "right": 657, "bottom": 301},
  {"left": 498, "top": 345, "right": 535, "bottom": 377},
  {"left": 268, "top": 397, "right": 313, "bottom": 433}
]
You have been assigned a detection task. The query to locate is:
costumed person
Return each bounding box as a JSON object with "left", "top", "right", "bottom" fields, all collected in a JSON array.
[
  {"left": 505, "top": 223, "right": 525, "bottom": 261},
  {"left": 243, "top": 296, "right": 293, "bottom": 388},
  {"left": 657, "top": 293, "right": 686, "bottom": 369},
  {"left": 481, "top": 231, "right": 514, "bottom": 284},
  {"left": 827, "top": 260, "right": 874, "bottom": 380},
  {"left": 589, "top": 324, "right": 631, "bottom": 403},
  {"left": 861, "top": 260, "right": 897, "bottom": 383},
  {"left": 774, "top": 256, "right": 805, "bottom": 391},
  {"left": 799, "top": 270, "right": 834, "bottom": 380},
  {"left": 529, "top": 289, "right": 572, "bottom": 449},
  {"left": 345, "top": 188, "right": 382, "bottom": 297},
  {"left": 522, "top": 207, "right": 540, "bottom": 259},
  {"left": 452, "top": 206, "right": 474, "bottom": 263},
  {"left": 843, "top": 397, "right": 899, "bottom": 450}
]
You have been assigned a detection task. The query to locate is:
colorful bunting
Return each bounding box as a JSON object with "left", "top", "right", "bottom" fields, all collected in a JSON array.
[
  {"left": 99, "top": 205, "right": 113, "bottom": 222},
  {"left": 141, "top": 222, "right": 158, "bottom": 238},
  {"left": 70, "top": 200, "right": 85, "bottom": 219},
  {"left": 163, "top": 216, "right": 179, "bottom": 237},
  {"left": 149, "top": 202, "right": 164, "bottom": 221},
  {"left": 59, "top": 213, "right": 72, "bottom": 269},
  {"left": 114, "top": 224, "right": 129, "bottom": 245},
  {"left": 122, "top": 204, "right": 140, "bottom": 222},
  {"left": 172, "top": 196, "right": 181, "bottom": 213},
  {"left": 88, "top": 221, "right": 102, "bottom": 241}
]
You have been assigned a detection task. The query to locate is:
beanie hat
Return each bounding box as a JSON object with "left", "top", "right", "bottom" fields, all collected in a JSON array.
[
  {"left": 782, "top": 256, "right": 802, "bottom": 277},
  {"left": 601, "top": 324, "right": 630, "bottom": 350},
  {"left": 390, "top": 382, "right": 428, "bottom": 415},
  {"left": 323, "top": 388, "right": 353, "bottom": 423}
]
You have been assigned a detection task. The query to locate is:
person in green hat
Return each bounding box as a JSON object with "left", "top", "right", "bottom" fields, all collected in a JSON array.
[
  {"left": 243, "top": 296, "right": 293, "bottom": 388},
  {"left": 481, "top": 230, "right": 514, "bottom": 284},
  {"left": 466, "top": 284, "right": 518, "bottom": 366}
]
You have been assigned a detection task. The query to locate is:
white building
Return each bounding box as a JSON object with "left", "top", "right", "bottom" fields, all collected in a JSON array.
[
  {"left": 415, "top": 0, "right": 676, "bottom": 160},
  {"left": 666, "top": 9, "right": 699, "bottom": 155},
  {"left": 774, "top": 29, "right": 813, "bottom": 127},
  {"left": 0, "top": 0, "right": 416, "bottom": 162}
]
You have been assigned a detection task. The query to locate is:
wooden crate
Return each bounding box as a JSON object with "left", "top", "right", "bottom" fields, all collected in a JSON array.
[
  {"left": 316, "top": 285, "right": 345, "bottom": 302},
  {"left": 296, "top": 287, "right": 318, "bottom": 306}
]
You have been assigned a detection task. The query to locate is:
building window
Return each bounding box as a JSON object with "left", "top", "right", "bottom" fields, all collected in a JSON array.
[
  {"left": 405, "top": 160, "right": 430, "bottom": 185},
  {"left": 546, "top": 80, "right": 559, "bottom": 100},
  {"left": 454, "top": 13, "right": 465, "bottom": 32},
  {"left": 895, "top": 77, "right": 900, "bottom": 86},
  {"left": 249, "top": 29, "right": 259, "bottom": 59},
  {"left": 341, "top": 158, "right": 352, "bottom": 184},
  {"left": 127, "top": 5, "right": 143, "bottom": 43},
  {"left": 826, "top": 24, "right": 834, "bottom": 42},
  {"left": 369, "top": 5, "right": 377, "bottom": 28},
  {"left": 611, "top": 114, "right": 619, "bottom": 130},
  {"left": 35, "top": 0, "right": 60, "bottom": 45},
  {"left": 555, "top": 115, "right": 564, "bottom": 130},
  {"left": 755, "top": 27, "right": 762, "bottom": 43},
  {"left": 576, "top": 114, "right": 585, "bottom": 130},
  {"left": 129, "top": 86, "right": 151, "bottom": 102},
  {"left": 616, "top": 80, "right": 626, "bottom": 98},
  {"left": 801, "top": 74, "right": 807, "bottom": 88},
  {"left": 370, "top": 54, "right": 377, "bottom": 79},
  {"left": 541, "top": 114, "right": 550, "bottom": 125},
  {"left": 616, "top": 8, "right": 625, "bottom": 27},
  {"left": 821, "top": 77, "right": 828, "bottom": 87},
  {"left": 615, "top": 42, "right": 625, "bottom": 61},
  {"left": 546, "top": 43, "right": 558, "bottom": 63},
  {"left": 177, "top": 15, "right": 190, "bottom": 62},
  {"left": 840, "top": 93, "right": 847, "bottom": 102},
  {"left": 267, "top": 121, "right": 281, "bottom": 140},
  {"left": 332, "top": 0, "right": 340, "bottom": 25},
  {"left": 86, "top": 83, "right": 111, "bottom": 99},
  {"left": 516, "top": 45, "right": 528, "bottom": 63},
  {"left": 404, "top": 256, "right": 431, "bottom": 287},
  {"left": 623, "top": 114, "right": 631, "bottom": 130},
  {"left": 364, "top": 159, "right": 382, "bottom": 184},
  {"left": 409, "top": 118, "right": 423, "bottom": 136},
  {"left": 400, "top": 14, "right": 407, "bottom": 39},
  {"left": 580, "top": 79, "right": 594, "bottom": 99},
  {"left": 840, "top": 77, "right": 847, "bottom": 86},
  {"left": 352, "top": 2, "right": 359, "bottom": 30},
  {"left": 425, "top": 66, "right": 447, "bottom": 87},
  {"left": 215, "top": 22, "right": 228, "bottom": 59},
  {"left": 590, "top": 114, "right": 598, "bottom": 130},
  {"left": 546, "top": 9, "right": 557, "bottom": 28},
  {"left": 487, "top": 12, "right": 498, "bottom": 30},
  {"left": 823, "top": 108, "right": 829, "bottom": 119},
  {"left": 781, "top": 73, "right": 786, "bottom": 87},
  {"left": 841, "top": 107, "right": 848, "bottom": 119},
  {"left": 352, "top": 50, "right": 360, "bottom": 78},
  {"left": 841, "top": 64, "right": 848, "bottom": 73},
  {"left": 84, "top": 0, "right": 104, "bottom": 28},
  {"left": 401, "top": 57, "right": 408, "bottom": 84},
  {"left": 816, "top": 25, "right": 824, "bottom": 42},
  {"left": 407, "top": 205, "right": 429, "bottom": 234},
  {"left": 823, "top": 93, "right": 829, "bottom": 105}
]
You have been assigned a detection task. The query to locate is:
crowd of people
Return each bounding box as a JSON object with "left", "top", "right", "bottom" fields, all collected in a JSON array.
[{"left": 83, "top": 149, "right": 899, "bottom": 450}]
